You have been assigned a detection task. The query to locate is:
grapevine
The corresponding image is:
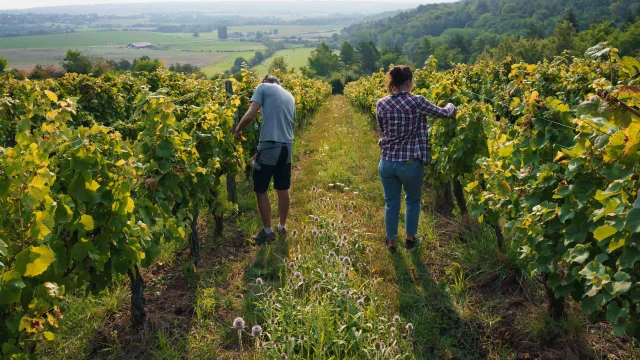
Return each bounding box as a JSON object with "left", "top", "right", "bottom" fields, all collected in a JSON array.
[
  {"left": 0, "top": 66, "right": 330, "bottom": 357},
  {"left": 345, "top": 46, "right": 640, "bottom": 338}
]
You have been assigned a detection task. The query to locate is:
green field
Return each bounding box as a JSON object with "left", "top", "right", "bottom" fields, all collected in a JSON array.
[
  {"left": 251, "top": 47, "right": 316, "bottom": 76},
  {"left": 201, "top": 51, "right": 256, "bottom": 76},
  {"left": 0, "top": 26, "right": 342, "bottom": 75},
  {"left": 0, "top": 31, "right": 224, "bottom": 50},
  {"left": 167, "top": 40, "right": 265, "bottom": 52}
]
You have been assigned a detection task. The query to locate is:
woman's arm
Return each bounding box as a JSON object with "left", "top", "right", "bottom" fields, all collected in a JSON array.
[
  {"left": 376, "top": 102, "right": 385, "bottom": 133},
  {"left": 415, "top": 96, "right": 456, "bottom": 118}
]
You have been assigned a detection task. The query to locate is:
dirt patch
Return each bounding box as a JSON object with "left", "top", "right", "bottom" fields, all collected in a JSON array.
[{"left": 83, "top": 212, "right": 253, "bottom": 359}]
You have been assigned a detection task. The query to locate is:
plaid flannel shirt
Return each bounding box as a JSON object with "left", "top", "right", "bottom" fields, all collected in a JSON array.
[{"left": 376, "top": 91, "right": 455, "bottom": 164}]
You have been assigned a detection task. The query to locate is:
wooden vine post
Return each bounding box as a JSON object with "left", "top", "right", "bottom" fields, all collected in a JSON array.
[
  {"left": 226, "top": 80, "right": 239, "bottom": 205},
  {"left": 213, "top": 80, "right": 240, "bottom": 238}
]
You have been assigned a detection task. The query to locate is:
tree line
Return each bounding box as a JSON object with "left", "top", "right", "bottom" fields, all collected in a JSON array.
[
  {"left": 0, "top": 50, "right": 204, "bottom": 80},
  {"left": 342, "top": 0, "right": 640, "bottom": 70}
]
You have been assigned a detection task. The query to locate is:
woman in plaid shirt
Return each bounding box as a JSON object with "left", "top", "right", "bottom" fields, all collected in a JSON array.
[{"left": 376, "top": 65, "right": 456, "bottom": 254}]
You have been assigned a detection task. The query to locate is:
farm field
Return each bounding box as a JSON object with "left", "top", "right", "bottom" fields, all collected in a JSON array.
[
  {"left": 0, "top": 31, "right": 220, "bottom": 49},
  {"left": 201, "top": 50, "right": 256, "bottom": 76},
  {"left": 0, "top": 25, "right": 342, "bottom": 73},
  {"left": 1, "top": 47, "right": 230, "bottom": 71},
  {"left": 251, "top": 47, "right": 316, "bottom": 76}
]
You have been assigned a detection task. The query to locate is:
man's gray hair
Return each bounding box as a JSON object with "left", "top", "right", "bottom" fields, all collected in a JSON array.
[{"left": 262, "top": 75, "right": 280, "bottom": 85}]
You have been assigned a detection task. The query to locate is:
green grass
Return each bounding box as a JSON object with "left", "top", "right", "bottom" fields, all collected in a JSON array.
[
  {"left": 201, "top": 51, "right": 257, "bottom": 76},
  {"left": 252, "top": 47, "right": 316, "bottom": 76},
  {"left": 167, "top": 40, "right": 265, "bottom": 52},
  {"left": 0, "top": 31, "right": 223, "bottom": 50}
]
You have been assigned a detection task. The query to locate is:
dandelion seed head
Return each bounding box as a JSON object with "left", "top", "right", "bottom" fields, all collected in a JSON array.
[
  {"left": 251, "top": 325, "right": 262, "bottom": 336},
  {"left": 342, "top": 256, "right": 351, "bottom": 263},
  {"left": 313, "top": 216, "right": 319, "bottom": 222},
  {"left": 365, "top": 247, "right": 373, "bottom": 253},
  {"left": 292, "top": 229, "right": 298, "bottom": 237},
  {"left": 281, "top": 354, "right": 288, "bottom": 360},
  {"left": 338, "top": 255, "right": 345, "bottom": 262},
  {"left": 330, "top": 221, "right": 335, "bottom": 227},
  {"left": 313, "top": 285, "right": 320, "bottom": 291},
  {"left": 328, "top": 250, "right": 336, "bottom": 257},
  {"left": 406, "top": 323, "right": 414, "bottom": 331},
  {"left": 390, "top": 327, "right": 397, "bottom": 333},
  {"left": 393, "top": 315, "right": 401, "bottom": 323},
  {"left": 312, "top": 229, "right": 318, "bottom": 236},
  {"left": 294, "top": 271, "right": 302, "bottom": 279},
  {"left": 357, "top": 298, "right": 365, "bottom": 307},
  {"left": 233, "top": 317, "right": 245, "bottom": 330},
  {"left": 256, "top": 278, "right": 264, "bottom": 285},
  {"left": 342, "top": 234, "right": 348, "bottom": 241}
]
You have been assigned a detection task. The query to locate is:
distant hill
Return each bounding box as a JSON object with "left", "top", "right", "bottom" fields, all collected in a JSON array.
[
  {"left": 0, "top": 1, "right": 452, "bottom": 17},
  {"left": 344, "top": 0, "right": 637, "bottom": 56}
]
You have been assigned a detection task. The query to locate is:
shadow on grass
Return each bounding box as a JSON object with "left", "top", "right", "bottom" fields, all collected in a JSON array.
[{"left": 390, "top": 249, "right": 484, "bottom": 359}]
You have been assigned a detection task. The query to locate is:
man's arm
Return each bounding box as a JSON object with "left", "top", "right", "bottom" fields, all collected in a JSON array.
[{"left": 234, "top": 101, "right": 262, "bottom": 140}]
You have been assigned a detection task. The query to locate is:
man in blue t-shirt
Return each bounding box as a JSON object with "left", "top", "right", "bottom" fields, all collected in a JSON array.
[{"left": 234, "top": 75, "right": 296, "bottom": 244}]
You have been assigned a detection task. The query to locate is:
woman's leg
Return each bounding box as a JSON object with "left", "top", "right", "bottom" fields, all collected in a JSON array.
[
  {"left": 379, "top": 160, "right": 402, "bottom": 241},
  {"left": 399, "top": 161, "right": 425, "bottom": 239}
]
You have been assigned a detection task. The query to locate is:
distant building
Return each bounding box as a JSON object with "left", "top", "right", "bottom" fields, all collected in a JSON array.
[
  {"left": 247, "top": 32, "right": 256, "bottom": 37},
  {"left": 228, "top": 32, "right": 243, "bottom": 39},
  {"left": 127, "top": 42, "right": 153, "bottom": 49}
]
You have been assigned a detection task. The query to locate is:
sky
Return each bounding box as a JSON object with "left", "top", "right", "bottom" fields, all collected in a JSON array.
[{"left": 0, "top": 0, "right": 433, "bottom": 11}]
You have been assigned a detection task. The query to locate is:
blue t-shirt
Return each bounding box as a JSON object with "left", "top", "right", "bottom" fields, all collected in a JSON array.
[{"left": 250, "top": 83, "right": 296, "bottom": 144}]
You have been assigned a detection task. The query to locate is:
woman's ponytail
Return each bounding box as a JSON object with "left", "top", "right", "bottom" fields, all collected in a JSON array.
[{"left": 387, "top": 65, "right": 413, "bottom": 93}]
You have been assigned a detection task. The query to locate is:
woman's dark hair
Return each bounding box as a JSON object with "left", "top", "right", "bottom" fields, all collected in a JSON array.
[
  {"left": 263, "top": 75, "right": 280, "bottom": 84},
  {"left": 387, "top": 65, "right": 413, "bottom": 93}
]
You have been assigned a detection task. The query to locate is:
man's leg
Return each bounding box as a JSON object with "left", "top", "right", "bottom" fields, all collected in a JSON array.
[
  {"left": 276, "top": 189, "right": 290, "bottom": 228},
  {"left": 253, "top": 157, "right": 276, "bottom": 243},
  {"left": 256, "top": 191, "right": 272, "bottom": 228},
  {"left": 273, "top": 146, "right": 292, "bottom": 233}
]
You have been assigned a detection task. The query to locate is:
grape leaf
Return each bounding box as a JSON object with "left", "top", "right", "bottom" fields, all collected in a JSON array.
[
  {"left": 593, "top": 225, "right": 617, "bottom": 241},
  {"left": 0, "top": 271, "right": 26, "bottom": 305},
  {"left": 625, "top": 208, "right": 640, "bottom": 233},
  {"left": 14, "top": 245, "right": 56, "bottom": 277}
]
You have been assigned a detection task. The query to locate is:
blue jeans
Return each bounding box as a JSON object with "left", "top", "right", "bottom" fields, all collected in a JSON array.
[{"left": 379, "top": 160, "right": 425, "bottom": 240}]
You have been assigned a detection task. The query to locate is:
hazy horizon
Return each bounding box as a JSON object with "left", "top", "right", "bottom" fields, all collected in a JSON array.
[{"left": 0, "top": 0, "right": 451, "bottom": 11}]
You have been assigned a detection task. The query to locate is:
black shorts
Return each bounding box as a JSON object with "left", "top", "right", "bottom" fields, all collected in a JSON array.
[{"left": 253, "top": 145, "right": 291, "bottom": 193}]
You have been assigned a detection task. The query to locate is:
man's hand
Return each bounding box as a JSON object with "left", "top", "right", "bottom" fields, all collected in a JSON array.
[{"left": 234, "top": 129, "right": 243, "bottom": 141}]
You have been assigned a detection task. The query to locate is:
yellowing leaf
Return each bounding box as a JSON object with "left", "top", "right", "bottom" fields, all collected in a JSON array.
[
  {"left": 22, "top": 246, "right": 56, "bottom": 277},
  {"left": 609, "top": 238, "right": 626, "bottom": 253},
  {"left": 594, "top": 225, "right": 618, "bottom": 241},
  {"left": 44, "top": 90, "right": 58, "bottom": 103},
  {"left": 557, "top": 104, "right": 571, "bottom": 113},
  {"left": 43, "top": 331, "right": 55, "bottom": 341},
  {"left": 124, "top": 197, "right": 134, "bottom": 214},
  {"left": 80, "top": 214, "right": 94, "bottom": 231},
  {"left": 86, "top": 180, "right": 100, "bottom": 192},
  {"left": 115, "top": 159, "right": 126, "bottom": 166},
  {"left": 465, "top": 181, "right": 479, "bottom": 193}
]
